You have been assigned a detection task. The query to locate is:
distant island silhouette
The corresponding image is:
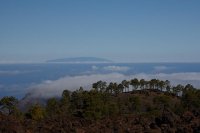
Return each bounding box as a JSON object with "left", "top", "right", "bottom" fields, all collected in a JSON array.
[{"left": 47, "top": 57, "right": 113, "bottom": 63}]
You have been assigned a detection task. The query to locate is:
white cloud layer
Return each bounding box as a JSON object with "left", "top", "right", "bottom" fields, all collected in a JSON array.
[
  {"left": 28, "top": 73, "right": 125, "bottom": 98},
  {"left": 91, "top": 65, "right": 99, "bottom": 70},
  {"left": 103, "top": 66, "right": 130, "bottom": 72},
  {"left": 27, "top": 72, "right": 200, "bottom": 98},
  {"left": 153, "top": 66, "right": 169, "bottom": 72},
  {"left": 0, "top": 70, "right": 39, "bottom": 75}
]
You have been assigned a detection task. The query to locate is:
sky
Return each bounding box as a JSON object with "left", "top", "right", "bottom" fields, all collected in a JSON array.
[{"left": 0, "top": 0, "right": 200, "bottom": 63}]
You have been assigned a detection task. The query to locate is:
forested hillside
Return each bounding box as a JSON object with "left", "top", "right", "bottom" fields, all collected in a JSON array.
[{"left": 0, "top": 79, "right": 200, "bottom": 133}]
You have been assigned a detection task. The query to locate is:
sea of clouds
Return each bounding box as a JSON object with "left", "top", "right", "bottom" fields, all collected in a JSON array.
[
  {"left": 1, "top": 64, "right": 200, "bottom": 99},
  {"left": 28, "top": 72, "right": 200, "bottom": 98}
]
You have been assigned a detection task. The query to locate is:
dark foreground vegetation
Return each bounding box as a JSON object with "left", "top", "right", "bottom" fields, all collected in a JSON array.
[{"left": 0, "top": 79, "right": 200, "bottom": 133}]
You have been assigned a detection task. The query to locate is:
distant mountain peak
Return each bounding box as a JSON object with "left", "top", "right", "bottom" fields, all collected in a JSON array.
[{"left": 47, "top": 57, "right": 112, "bottom": 63}]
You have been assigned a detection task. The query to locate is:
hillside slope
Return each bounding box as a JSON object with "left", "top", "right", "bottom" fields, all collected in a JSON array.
[{"left": 0, "top": 89, "right": 200, "bottom": 133}]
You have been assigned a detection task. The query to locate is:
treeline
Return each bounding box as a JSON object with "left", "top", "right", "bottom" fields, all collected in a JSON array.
[
  {"left": 92, "top": 79, "right": 191, "bottom": 96},
  {"left": 0, "top": 78, "right": 200, "bottom": 122}
]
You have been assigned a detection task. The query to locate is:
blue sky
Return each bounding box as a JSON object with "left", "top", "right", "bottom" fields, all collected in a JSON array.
[{"left": 0, "top": 0, "right": 200, "bottom": 62}]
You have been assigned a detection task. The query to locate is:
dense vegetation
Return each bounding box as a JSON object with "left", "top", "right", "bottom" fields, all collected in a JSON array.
[{"left": 0, "top": 78, "right": 200, "bottom": 133}]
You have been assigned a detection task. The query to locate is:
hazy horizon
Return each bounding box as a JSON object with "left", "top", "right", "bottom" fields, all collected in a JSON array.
[{"left": 1, "top": 56, "right": 200, "bottom": 64}]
